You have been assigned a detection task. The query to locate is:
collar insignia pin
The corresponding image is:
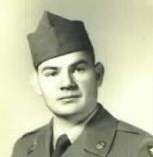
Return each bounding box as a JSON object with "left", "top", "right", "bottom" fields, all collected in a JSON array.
[
  {"left": 27, "top": 139, "right": 37, "bottom": 155},
  {"left": 96, "top": 141, "right": 106, "bottom": 150}
]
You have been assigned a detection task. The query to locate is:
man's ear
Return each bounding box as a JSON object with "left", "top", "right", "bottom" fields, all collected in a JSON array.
[
  {"left": 30, "top": 70, "right": 42, "bottom": 96},
  {"left": 95, "top": 62, "right": 104, "bottom": 87}
]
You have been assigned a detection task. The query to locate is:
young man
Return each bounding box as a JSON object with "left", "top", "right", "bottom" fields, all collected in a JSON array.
[{"left": 11, "top": 11, "right": 153, "bottom": 157}]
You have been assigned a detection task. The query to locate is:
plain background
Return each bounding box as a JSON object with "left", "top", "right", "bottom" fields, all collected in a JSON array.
[{"left": 0, "top": 0, "right": 153, "bottom": 156}]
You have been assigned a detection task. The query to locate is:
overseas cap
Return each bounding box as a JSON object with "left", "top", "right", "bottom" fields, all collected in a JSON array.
[{"left": 27, "top": 11, "right": 94, "bottom": 68}]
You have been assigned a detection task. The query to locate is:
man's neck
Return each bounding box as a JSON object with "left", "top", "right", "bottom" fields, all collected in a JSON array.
[
  {"left": 53, "top": 105, "right": 98, "bottom": 129},
  {"left": 52, "top": 105, "right": 98, "bottom": 148}
]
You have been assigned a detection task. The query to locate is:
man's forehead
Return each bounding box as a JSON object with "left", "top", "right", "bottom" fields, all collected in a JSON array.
[{"left": 38, "top": 51, "right": 92, "bottom": 70}]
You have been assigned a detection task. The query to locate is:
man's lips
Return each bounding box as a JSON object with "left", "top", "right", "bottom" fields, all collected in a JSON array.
[{"left": 57, "top": 95, "right": 81, "bottom": 100}]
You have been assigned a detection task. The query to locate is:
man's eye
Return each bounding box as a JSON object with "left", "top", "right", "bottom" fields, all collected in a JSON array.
[
  {"left": 74, "top": 67, "right": 86, "bottom": 72},
  {"left": 44, "top": 71, "right": 58, "bottom": 77}
]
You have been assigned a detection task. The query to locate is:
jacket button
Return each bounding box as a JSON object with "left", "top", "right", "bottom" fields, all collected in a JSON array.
[{"left": 96, "top": 141, "right": 106, "bottom": 150}]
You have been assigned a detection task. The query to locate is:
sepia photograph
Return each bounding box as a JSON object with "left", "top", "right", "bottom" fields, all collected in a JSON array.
[{"left": 0, "top": 0, "right": 153, "bottom": 157}]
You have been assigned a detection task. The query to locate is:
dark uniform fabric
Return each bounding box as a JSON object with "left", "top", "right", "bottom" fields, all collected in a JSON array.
[{"left": 11, "top": 105, "right": 153, "bottom": 157}]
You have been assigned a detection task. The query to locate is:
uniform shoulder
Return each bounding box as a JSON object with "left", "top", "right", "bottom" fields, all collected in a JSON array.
[
  {"left": 21, "top": 125, "right": 46, "bottom": 139},
  {"left": 11, "top": 123, "right": 51, "bottom": 157},
  {"left": 117, "top": 120, "right": 153, "bottom": 137},
  {"left": 19, "top": 127, "right": 38, "bottom": 139},
  {"left": 116, "top": 121, "right": 153, "bottom": 156},
  {"left": 16, "top": 123, "right": 50, "bottom": 144}
]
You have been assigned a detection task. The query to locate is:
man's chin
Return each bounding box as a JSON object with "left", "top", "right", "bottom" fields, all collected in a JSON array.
[
  {"left": 52, "top": 108, "right": 80, "bottom": 118},
  {"left": 53, "top": 111, "right": 77, "bottom": 120}
]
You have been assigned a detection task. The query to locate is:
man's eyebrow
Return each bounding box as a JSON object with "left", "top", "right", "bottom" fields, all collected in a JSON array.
[
  {"left": 41, "top": 66, "right": 58, "bottom": 72},
  {"left": 71, "top": 60, "right": 89, "bottom": 67},
  {"left": 40, "top": 60, "right": 89, "bottom": 72}
]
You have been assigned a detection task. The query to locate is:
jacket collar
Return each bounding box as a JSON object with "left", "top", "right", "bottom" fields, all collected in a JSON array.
[
  {"left": 27, "top": 104, "right": 118, "bottom": 157},
  {"left": 62, "top": 104, "right": 118, "bottom": 157},
  {"left": 27, "top": 120, "right": 53, "bottom": 157}
]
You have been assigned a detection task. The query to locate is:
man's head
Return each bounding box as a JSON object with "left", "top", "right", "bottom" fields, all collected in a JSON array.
[
  {"left": 28, "top": 12, "right": 104, "bottom": 121},
  {"left": 32, "top": 51, "right": 103, "bottom": 121}
]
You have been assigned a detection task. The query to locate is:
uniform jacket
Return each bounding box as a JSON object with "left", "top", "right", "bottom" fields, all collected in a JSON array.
[{"left": 11, "top": 105, "right": 153, "bottom": 157}]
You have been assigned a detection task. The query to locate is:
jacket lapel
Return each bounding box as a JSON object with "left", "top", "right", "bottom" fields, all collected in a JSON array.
[
  {"left": 27, "top": 121, "right": 53, "bottom": 157},
  {"left": 62, "top": 105, "right": 118, "bottom": 157},
  {"left": 25, "top": 105, "right": 117, "bottom": 157}
]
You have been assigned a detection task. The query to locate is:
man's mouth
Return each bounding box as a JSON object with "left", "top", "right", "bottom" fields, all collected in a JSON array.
[{"left": 58, "top": 95, "right": 81, "bottom": 100}]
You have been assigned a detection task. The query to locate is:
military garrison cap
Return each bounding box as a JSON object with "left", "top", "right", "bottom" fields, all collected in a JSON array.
[{"left": 27, "top": 11, "right": 94, "bottom": 68}]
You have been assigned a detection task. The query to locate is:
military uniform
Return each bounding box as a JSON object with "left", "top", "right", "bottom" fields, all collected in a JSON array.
[
  {"left": 11, "top": 105, "right": 153, "bottom": 157},
  {"left": 12, "top": 11, "right": 153, "bottom": 157}
]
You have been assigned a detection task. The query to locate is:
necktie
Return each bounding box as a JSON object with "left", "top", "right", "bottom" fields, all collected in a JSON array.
[{"left": 52, "top": 134, "right": 71, "bottom": 157}]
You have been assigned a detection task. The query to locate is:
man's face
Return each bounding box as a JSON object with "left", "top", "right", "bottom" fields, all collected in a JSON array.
[{"left": 36, "top": 51, "right": 103, "bottom": 120}]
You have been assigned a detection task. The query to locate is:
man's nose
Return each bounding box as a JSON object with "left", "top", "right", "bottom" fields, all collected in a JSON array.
[{"left": 60, "top": 71, "right": 77, "bottom": 90}]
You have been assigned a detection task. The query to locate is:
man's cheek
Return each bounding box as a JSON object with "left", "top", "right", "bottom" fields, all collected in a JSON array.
[
  {"left": 80, "top": 82, "right": 93, "bottom": 92},
  {"left": 82, "top": 78, "right": 96, "bottom": 86}
]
